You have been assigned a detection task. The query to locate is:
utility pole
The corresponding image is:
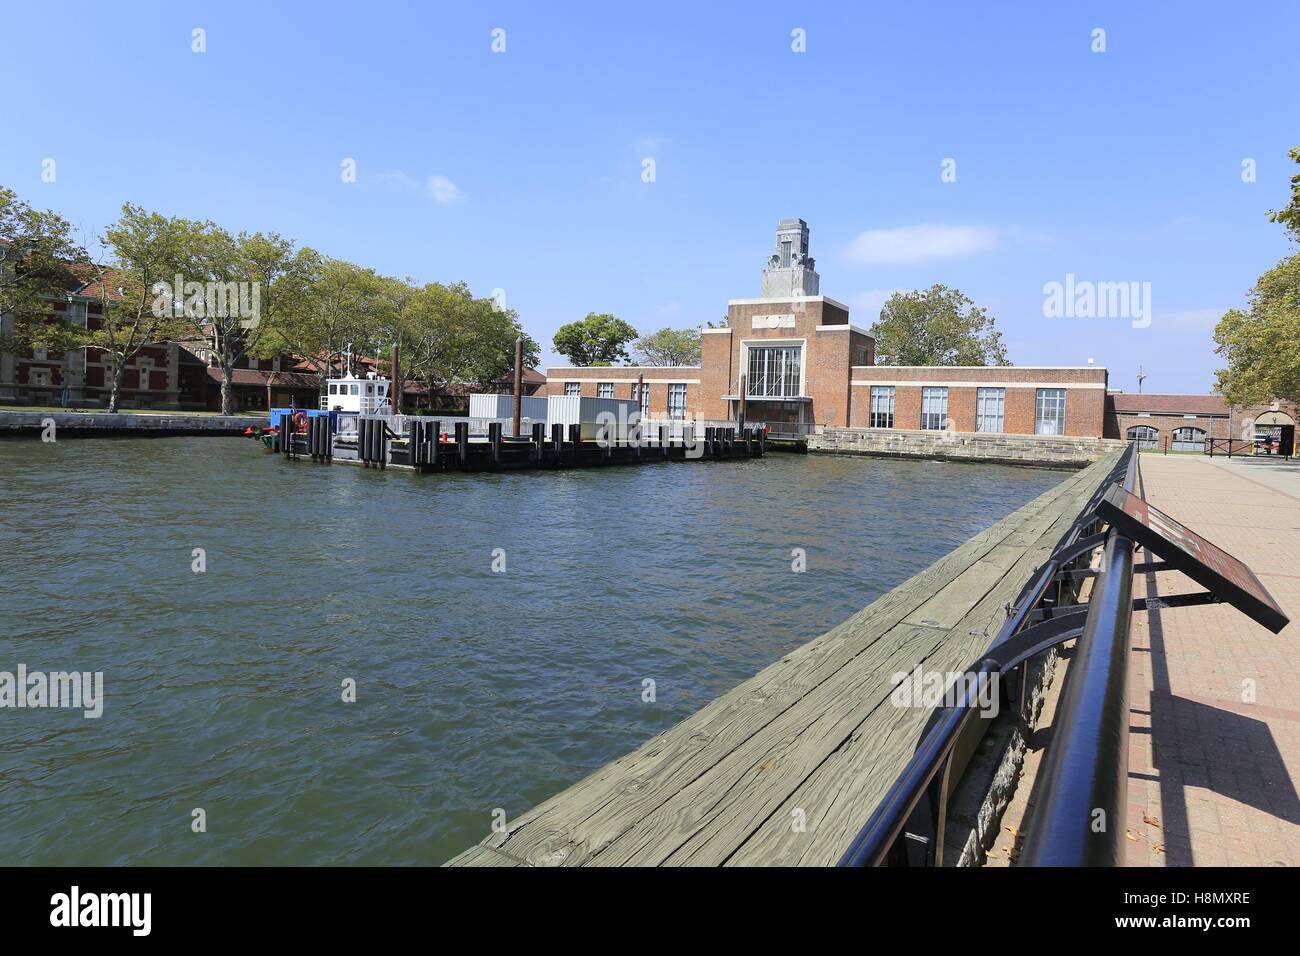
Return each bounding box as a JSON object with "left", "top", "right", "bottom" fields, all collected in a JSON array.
[
  {"left": 390, "top": 343, "right": 399, "bottom": 415},
  {"left": 512, "top": 337, "right": 523, "bottom": 438},
  {"left": 1136, "top": 366, "right": 1146, "bottom": 394}
]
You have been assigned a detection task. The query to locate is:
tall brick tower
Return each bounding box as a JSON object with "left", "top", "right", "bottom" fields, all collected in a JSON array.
[{"left": 761, "top": 218, "right": 820, "bottom": 297}]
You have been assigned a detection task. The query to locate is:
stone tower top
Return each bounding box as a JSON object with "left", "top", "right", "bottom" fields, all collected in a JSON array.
[{"left": 762, "top": 218, "right": 820, "bottom": 298}]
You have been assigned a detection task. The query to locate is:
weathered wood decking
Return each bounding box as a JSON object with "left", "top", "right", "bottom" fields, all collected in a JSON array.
[{"left": 447, "top": 450, "right": 1124, "bottom": 867}]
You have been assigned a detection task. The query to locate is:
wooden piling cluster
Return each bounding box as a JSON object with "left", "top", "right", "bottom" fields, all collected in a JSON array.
[{"left": 445, "top": 449, "right": 1125, "bottom": 867}]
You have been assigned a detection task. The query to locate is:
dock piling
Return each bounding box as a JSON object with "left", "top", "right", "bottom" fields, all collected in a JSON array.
[{"left": 455, "top": 422, "right": 468, "bottom": 465}]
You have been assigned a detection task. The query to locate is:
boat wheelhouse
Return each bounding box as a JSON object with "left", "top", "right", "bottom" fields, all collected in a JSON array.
[{"left": 321, "top": 372, "right": 392, "bottom": 415}]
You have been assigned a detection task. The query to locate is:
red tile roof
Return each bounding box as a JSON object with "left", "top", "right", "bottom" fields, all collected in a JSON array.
[
  {"left": 1106, "top": 393, "right": 1228, "bottom": 416},
  {"left": 204, "top": 367, "right": 320, "bottom": 389}
]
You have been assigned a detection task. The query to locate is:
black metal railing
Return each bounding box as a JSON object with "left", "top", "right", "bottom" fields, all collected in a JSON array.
[{"left": 837, "top": 443, "right": 1139, "bottom": 867}]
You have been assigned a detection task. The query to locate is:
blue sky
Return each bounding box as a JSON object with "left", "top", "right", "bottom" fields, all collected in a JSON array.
[{"left": 3, "top": 1, "right": 1297, "bottom": 391}]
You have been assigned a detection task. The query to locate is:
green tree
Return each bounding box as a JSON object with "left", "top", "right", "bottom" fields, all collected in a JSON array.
[
  {"left": 0, "top": 185, "right": 86, "bottom": 352},
  {"left": 633, "top": 326, "right": 701, "bottom": 366},
  {"left": 267, "top": 257, "right": 380, "bottom": 386},
  {"left": 404, "top": 282, "right": 538, "bottom": 404},
  {"left": 89, "top": 204, "right": 192, "bottom": 412},
  {"left": 552, "top": 312, "right": 638, "bottom": 366},
  {"left": 228, "top": 233, "right": 320, "bottom": 413},
  {"left": 1267, "top": 146, "right": 1300, "bottom": 241},
  {"left": 1215, "top": 147, "right": 1300, "bottom": 406},
  {"left": 869, "top": 285, "right": 1009, "bottom": 366},
  {"left": 1213, "top": 254, "right": 1300, "bottom": 405}
]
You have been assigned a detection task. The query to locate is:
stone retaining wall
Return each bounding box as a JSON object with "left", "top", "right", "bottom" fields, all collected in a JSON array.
[
  {"left": 0, "top": 410, "right": 266, "bottom": 437},
  {"left": 809, "top": 426, "right": 1123, "bottom": 468}
]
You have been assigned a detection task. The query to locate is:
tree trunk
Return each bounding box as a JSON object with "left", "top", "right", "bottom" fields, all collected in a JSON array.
[
  {"left": 220, "top": 364, "right": 234, "bottom": 415},
  {"left": 107, "top": 362, "right": 122, "bottom": 413}
]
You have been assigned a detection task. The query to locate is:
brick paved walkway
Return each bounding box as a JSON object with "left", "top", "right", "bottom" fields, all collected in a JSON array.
[{"left": 1126, "top": 453, "right": 1300, "bottom": 866}]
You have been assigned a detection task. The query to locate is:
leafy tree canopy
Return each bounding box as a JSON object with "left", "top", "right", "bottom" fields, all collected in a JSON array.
[
  {"left": 869, "top": 284, "right": 1009, "bottom": 366},
  {"left": 633, "top": 326, "right": 701, "bottom": 366},
  {"left": 1267, "top": 146, "right": 1300, "bottom": 241},
  {"left": 1214, "top": 253, "right": 1300, "bottom": 405},
  {"left": 553, "top": 312, "right": 638, "bottom": 366},
  {"left": 1215, "top": 147, "right": 1300, "bottom": 406}
]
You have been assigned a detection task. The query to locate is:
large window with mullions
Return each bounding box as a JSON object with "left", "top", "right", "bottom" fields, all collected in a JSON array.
[
  {"left": 1035, "top": 388, "right": 1066, "bottom": 435},
  {"left": 746, "top": 345, "right": 802, "bottom": 398}
]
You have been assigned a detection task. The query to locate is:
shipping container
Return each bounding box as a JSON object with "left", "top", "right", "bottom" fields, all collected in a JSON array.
[
  {"left": 467, "top": 393, "right": 549, "bottom": 421},
  {"left": 545, "top": 395, "right": 641, "bottom": 442}
]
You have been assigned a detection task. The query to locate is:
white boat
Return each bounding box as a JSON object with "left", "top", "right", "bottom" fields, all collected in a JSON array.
[{"left": 321, "top": 372, "right": 391, "bottom": 416}]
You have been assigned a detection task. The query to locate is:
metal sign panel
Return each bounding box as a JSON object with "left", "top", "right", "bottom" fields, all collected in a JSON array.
[{"left": 1097, "top": 484, "right": 1290, "bottom": 633}]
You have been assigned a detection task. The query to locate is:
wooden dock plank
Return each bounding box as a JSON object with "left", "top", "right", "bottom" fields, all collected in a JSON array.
[
  {"left": 470, "top": 482, "right": 1078, "bottom": 866},
  {"left": 447, "top": 452, "right": 1121, "bottom": 866}
]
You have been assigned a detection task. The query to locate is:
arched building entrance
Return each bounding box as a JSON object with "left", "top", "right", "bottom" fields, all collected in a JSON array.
[{"left": 1254, "top": 410, "right": 1296, "bottom": 456}]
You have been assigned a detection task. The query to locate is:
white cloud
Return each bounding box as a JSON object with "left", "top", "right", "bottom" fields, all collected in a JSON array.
[
  {"left": 372, "top": 171, "right": 465, "bottom": 204},
  {"left": 844, "top": 224, "right": 1001, "bottom": 266},
  {"left": 427, "top": 175, "right": 464, "bottom": 204}
]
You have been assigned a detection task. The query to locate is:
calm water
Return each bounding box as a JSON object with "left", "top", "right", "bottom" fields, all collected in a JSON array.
[{"left": 0, "top": 437, "right": 1063, "bottom": 864}]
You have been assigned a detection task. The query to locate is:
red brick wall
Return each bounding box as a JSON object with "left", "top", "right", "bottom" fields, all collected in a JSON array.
[
  {"left": 848, "top": 367, "right": 1109, "bottom": 437},
  {"left": 541, "top": 366, "right": 700, "bottom": 418},
  {"left": 723, "top": 297, "right": 864, "bottom": 427}
]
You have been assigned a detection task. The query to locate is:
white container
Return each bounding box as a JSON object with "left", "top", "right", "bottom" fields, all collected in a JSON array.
[
  {"left": 468, "top": 393, "right": 549, "bottom": 421},
  {"left": 546, "top": 395, "right": 640, "bottom": 442}
]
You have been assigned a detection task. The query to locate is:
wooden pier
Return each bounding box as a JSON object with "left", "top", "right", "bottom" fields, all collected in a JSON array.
[{"left": 446, "top": 449, "right": 1124, "bottom": 866}]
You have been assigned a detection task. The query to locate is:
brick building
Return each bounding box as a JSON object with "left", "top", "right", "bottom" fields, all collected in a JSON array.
[
  {"left": 544, "top": 219, "right": 1108, "bottom": 438},
  {"left": 1105, "top": 392, "right": 1299, "bottom": 454},
  {"left": 0, "top": 271, "right": 185, "bottom": 408}
]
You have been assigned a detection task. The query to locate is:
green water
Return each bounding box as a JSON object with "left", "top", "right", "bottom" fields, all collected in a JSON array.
[{"left": 0, "top": 437, "right": 1063, "bottom": 864}]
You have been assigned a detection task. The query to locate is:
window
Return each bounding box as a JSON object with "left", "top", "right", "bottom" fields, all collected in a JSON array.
[
  {"left": 976, "top": 387, "right": 1005, "bottom": 433},
  {"left": 1171, "top": 426, "right": 1206, "bottom": 451},
  {"left": 920, "top": 387, "right": 948, "bottom": 430},
  {"left": 328, "top": 383, "right": 338, "bottom": 395},
  {"left": 747, "top": 346, "right": 802, "bottom": 398},
  {"left": 597, "top": 382, "right": 613, "bottom": 398},
  {"left": 350, "top": 384, "right": 359, "bottom": 396},
  {"left": 638, "top": 382, "right": 651, "bottom": 417},
  {"left": 1035, "top": 388, "right": 1066, "bottom": 435},
  {"left": 869, "top": 386, "right": 895, "bottom": 428},
  {"left": 564, "top": 382, "right": 580, "bottom": 397},
  {"left": 668, "top": 383, "right": 686, "bottom": 419},
  {"left": 1127, "top": 425, "right": 1159, "bottom": 448}
]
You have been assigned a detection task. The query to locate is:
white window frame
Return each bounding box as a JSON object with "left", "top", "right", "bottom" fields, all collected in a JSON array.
[
  {"left": 564, "top": 382, "right": 581, "bottom": 397},
  {"left": 668, "top": 383, "right": 687, "bottom": 419},
  {"left": 742, "top": 341, "right": 805, "bottom": 399},
  {"left": 596, "top": 382, "right": 614, "bottom": 399},
  {"left": 869, "top": 385, "right": 895, "bottom": 428},
  {"left": 976, "top": 387, "right": 1005, "bottom": 433},
  {"left": 920, "top": 387, "right": 948, "bottom": 430},
  {"left": 1035, "top": 388, "right": 1067, "bottom": 436}
]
